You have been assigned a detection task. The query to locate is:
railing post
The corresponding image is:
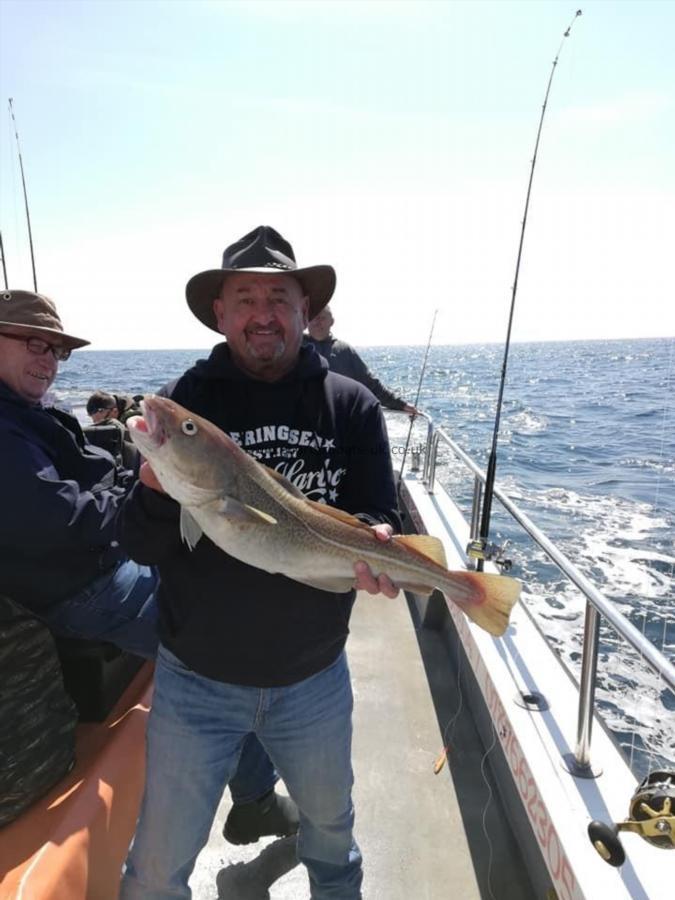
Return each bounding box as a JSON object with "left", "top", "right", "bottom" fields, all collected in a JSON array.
[
  {"left": 427, "top": 432, "right": 440, "bottom": 493},
  {"left": 567, "top": 601, "right": 602, "bottom": 776},
  {"left": 468, "top": 476, "right": 483, "bottom": 570},
  {"left": 423, "top": 417, "right": 434, "bottom": 484}
]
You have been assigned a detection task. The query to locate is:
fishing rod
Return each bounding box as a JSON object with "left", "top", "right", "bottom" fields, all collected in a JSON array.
[
  {"left": 0, "top": 230, "right": 7, "bottom": 289},
  {"left": 397, "top": 308, "right": 438, "bottom": 491},
  {"left": 469, "top": 10, "right": 582, "bottom": 573},
  {"left": 8, "top": 98, "right": 38, "bottom": 292}
]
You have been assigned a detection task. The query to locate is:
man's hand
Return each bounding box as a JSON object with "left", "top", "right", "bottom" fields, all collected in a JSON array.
[
  {"left": 353, "top": 523, "right": 400, "bottom": 598},
  {"left": 402, "top": 402, "right": 419, "bottom": 417},
  {"left": 139, "top": 460, "right": 165, "bottom": 493}
]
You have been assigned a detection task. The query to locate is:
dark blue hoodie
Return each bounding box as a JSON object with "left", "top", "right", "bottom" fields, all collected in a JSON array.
[
  {"left": 0, "top": 381, "right": 130, "bottom": 611},
  {"left": 120, "top": 342, "right": 400, "bottom": 687}
]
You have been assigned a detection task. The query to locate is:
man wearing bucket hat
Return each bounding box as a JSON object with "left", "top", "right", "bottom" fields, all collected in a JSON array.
[
  {"left": 119, "top": 226, "right": 400, "bottom": 899},
  {"left": 0, "top": 289, "right": 159, "bottom": 654},
  {"left": 0, "top": 288, "right": 288, "bottom": 842}
]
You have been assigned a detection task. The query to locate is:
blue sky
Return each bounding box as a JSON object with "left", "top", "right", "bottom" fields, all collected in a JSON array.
[{"left": 0, "top": 0, "right": 673, "bottom": 349}]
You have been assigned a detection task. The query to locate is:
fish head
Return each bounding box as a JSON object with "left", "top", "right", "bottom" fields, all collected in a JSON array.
[{"left": 127, "top": 395, "right": 241, "bottom": 505}]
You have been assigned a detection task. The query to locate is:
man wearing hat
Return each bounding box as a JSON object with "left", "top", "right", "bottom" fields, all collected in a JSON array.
[
  {"left": 0, "top": 289, "right": 159, "bottom": 655},
  {"left": 0, "top": 289, "right": 283, "bottom": 838},
  {"left": 119, "top": 227, "right": 400, "bottom": 899}
]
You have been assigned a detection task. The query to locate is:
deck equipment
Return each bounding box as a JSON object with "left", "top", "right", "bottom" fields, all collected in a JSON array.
[{"left": 588, "top": 771, "right": 675, "bottom": 866}]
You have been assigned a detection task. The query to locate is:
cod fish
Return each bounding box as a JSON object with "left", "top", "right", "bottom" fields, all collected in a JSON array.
[{"left": 128, "top": 396, "right": 520, "bottom": 637}]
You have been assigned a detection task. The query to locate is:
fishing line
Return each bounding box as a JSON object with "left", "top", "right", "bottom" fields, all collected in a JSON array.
[
  {"left": 479, "top": 724, "right": 499, "bottom": 900},
  {"left": 397, "top": 308, "right": 437, "bottom": 492},
  {"left": 473, "top": 10, "right": 582, "bottom": 572},
  {"left": 630, "top": 338, "right": 675, "bottom": 774},
  {"left": 646, "top": 613, "right": 671, "bottom": 771},
  {"left": 8, "top": 98, "right": 38, "bottom": 291},
  {"left": 431, "top": 630, "right": 496, "bottom": 900},
  {"left": 433, "top": 627, "right": 464, "bottom": 774}
]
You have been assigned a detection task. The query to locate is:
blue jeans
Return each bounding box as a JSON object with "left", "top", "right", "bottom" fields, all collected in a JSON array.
[
  {"left": 41, "top": 558, "right": 160, "bottom": 658},
  {"left": 40, "top": 560, "right": 275, "bottom": 804},
  {"left": 121, "top": 645, "right": 362, "bottom": 900}
]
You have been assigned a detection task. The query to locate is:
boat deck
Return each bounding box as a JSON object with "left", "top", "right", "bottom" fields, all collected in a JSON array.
[{"left": 187, "top": 588, "right": 533, "bottom": 899}]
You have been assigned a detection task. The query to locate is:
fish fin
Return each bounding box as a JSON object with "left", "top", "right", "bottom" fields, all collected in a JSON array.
[
  {"left": 180, "top": 507, "right": 203, "bottom": 550},
  {"left": 218, "top": 497, "right": 278, "bottom": 526},
  {"left": 454, "top": 573, "right": 520, "bottom": 637},
  {"left": 305, "top": 500, "right": 374, "bottom": 531},
  {"left": 263, "top": 465, "right": 307, "bottom": 500},
  {"left": 395, "top": 581, "right": 436, "bottom": 596},
  {"left": 292, "top": 574, "right": 357, "bottom": 593},
  {"left": 392, "top": 535, "right": 448, "bottom": 568}
]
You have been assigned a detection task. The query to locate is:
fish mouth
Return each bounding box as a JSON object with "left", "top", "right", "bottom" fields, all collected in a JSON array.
[{"left": 127, "top": 398, "right": 167, "bottom": 449}]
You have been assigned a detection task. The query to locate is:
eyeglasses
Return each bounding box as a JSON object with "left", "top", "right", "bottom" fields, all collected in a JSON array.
[{"left": 0, "top": 332, "right": 71, "bottom": 361}]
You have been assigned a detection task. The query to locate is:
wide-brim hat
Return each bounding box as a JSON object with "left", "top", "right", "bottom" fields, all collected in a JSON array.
[
  {"left": 0, "top": 290, "right": 89, "bottom": 349},
  {"left": 186, "top": 225, "right": 336, "bottom": 333}
]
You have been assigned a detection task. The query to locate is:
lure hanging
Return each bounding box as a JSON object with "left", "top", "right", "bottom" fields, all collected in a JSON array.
[{"left": 433, "top": 745, "right": 450, "bottom": 775}]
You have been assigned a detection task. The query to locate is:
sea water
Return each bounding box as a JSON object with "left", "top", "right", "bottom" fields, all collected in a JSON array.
[{"left": 53, "top": 336, "right": 674, "bottom": 776}]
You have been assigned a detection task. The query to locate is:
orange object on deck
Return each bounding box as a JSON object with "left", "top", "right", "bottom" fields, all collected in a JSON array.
[{"left": 0, "top": 665, "right": 153, "bottom": 900}]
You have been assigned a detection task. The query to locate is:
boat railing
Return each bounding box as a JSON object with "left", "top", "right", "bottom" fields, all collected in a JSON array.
[{"left": 414, "top": 411, "right": 675, "bottom": 775}]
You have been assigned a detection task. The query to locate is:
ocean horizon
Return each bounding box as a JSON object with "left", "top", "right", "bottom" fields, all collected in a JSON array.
[{"left": 74, "top": 335, "right": 675, "bottom": 353}]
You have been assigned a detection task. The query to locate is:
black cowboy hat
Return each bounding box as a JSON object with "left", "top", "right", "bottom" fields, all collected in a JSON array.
[
  {"left": 0, "top": 290, "right": 89, "bottom": 349},
  {"left": 185, "top": 226, "right": 336, "bottom": 333}
]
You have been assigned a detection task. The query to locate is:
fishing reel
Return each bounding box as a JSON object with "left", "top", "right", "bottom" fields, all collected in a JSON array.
[
  {"left": 588, "top": 770, "right": 675, "bottom": 867},
  {"left": 466, "top": 538, "right": 512, "bottom": 574}
]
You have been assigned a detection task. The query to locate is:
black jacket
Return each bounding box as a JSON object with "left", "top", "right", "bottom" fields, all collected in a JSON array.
[
  {"left": 305, "top": 335, "right": 408, "bottom": 410},
  {"left": 0, "top": 382, "right": 130, "bottom": 611},
  {"left": 120, "top": 343, "right": 400, "bottom": 687}
]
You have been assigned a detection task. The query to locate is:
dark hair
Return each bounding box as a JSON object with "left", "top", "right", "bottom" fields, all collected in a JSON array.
[{"left": 86, "top": 390, "right": 116, "bottom": 415}]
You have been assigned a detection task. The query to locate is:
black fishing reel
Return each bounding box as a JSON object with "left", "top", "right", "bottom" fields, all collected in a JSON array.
[
  {"left": 466, "top": 538, "right": 512, "bottom": 573},
  {"left": 588, "top": 770, "right": 675, "bottom": 867}
]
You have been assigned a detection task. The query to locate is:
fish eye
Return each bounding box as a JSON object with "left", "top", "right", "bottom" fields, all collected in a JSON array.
[{"left": 181, "top": 419, "right": 198, "bottom": 436}]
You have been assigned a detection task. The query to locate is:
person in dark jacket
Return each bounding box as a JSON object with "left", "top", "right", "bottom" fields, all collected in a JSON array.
[
  {"left": 86, "top": 390, "right": 142, "bottom": 425},
  {"left": 86, "top": 390, "right": 142, "bottom": 469},
  {"left": 0, "top": 289, "right": 289, "bottom": 841},
  {"left": 0, "top": 290, "right": 157, "bottom": 656},
  {"left": 119, "top": 226, "right": 401, "bottom": 900},
  {"left": 306, "top": 304, "right": 418, "bottom": 415}
]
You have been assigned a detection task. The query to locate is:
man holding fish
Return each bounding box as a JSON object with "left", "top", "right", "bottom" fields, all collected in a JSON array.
[
  {"left": 120, "top": 226, "right": 518, "bottom": 898},
  {"left": 119, "top": 226, "right": 402, "bottom": 899},
  {"left": 0, "top": 290, "right": 158, "bottom": 657}
]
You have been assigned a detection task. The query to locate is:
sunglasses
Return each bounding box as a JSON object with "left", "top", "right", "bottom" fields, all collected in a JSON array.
[{"left": 0, "top": 332, "right": 72, "bottom": 361}]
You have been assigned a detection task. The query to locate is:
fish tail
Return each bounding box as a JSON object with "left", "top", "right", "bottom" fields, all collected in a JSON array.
[{"left": 446, "top": 571, "right": 520, "bottom": 637}]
